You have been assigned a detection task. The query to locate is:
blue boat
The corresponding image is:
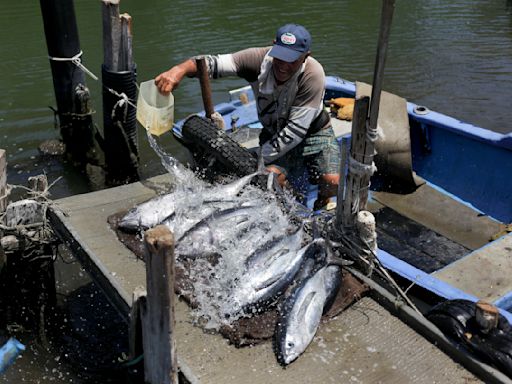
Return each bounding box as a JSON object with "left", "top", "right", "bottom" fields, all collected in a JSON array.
[{"left": 173, "top": 75, "right": 512, "bottom": 379}]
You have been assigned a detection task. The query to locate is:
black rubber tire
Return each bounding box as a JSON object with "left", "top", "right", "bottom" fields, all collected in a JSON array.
[{"left": 181, "top": 115, "right": 258, "bottom": 177}]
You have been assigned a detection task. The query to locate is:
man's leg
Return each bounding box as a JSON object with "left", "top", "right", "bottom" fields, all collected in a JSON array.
[{"left": 305, "top": 129, "right": 341, "bottom": 211}]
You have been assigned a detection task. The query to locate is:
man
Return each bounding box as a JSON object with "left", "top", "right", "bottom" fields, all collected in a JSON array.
[{"left": 155, "top": 24, "right": 340, "bottom": 210}]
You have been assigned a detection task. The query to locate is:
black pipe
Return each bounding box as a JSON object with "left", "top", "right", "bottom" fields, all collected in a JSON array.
[
  {"left": 39, "top": 0, "right": 100, "bottom": 167},
  {"left": 102, "top": 64, "right": 139, "bottom": 185}
]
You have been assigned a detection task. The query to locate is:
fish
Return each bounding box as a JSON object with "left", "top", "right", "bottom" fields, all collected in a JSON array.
[
  {"left": 174, "top": 203, "right": 264, "bottom": 259},
  {"left": 274, "top": 262, "right": 342, "bottom": 366},
  {"left": 162, "top": 198, "right": 241, "bottom": 240},
  {"left": 118, "top": 171, "right": 261, "bottom": 233},
  {"left": 232, "top": 227, "right": 308, "bottom": 311}
]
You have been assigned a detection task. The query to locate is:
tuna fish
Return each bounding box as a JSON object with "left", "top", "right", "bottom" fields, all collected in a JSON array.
[
  {"left": 118, "top": 171, "right": 260, "bottom": 233},
  {"left": 273, "top": 236, "right": 344, "bottom": 366},
  {"left": 232, "top": 227, "right": 308, "bottom": 311},
  {"left": 174, "top": 203, "right": 264, "bottom": 259},
  {"left": 274, "top": 262, "right": 342, "bottom": 365}
]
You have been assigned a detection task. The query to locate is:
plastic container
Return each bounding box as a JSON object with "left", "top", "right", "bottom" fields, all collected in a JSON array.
[
  {"left": 136, "top": 80, "right": 174, "bottom": 136},
  {"left": 0, "top": 337, "right": 25, "bottom": 374}
]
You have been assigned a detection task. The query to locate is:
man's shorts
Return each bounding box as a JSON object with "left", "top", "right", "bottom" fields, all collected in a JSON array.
[{"left": 272, "top": 126, "right": 340, "bottom": 186}]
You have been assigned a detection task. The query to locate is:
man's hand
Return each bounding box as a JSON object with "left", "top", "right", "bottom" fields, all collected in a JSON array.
[
  {"left": 154, "top": 67, "right": 183, "bottom": 95},
  {"left": 154, "top": 59, "right": 198, "bottom": 95}
]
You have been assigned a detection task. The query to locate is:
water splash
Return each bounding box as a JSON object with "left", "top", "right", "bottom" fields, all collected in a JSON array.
[
  {"left": 146, "top": 130, "right": 203, "bottom": 189},
  {"left": 145, "top": 130, "right": 299, "bottom": 330}
]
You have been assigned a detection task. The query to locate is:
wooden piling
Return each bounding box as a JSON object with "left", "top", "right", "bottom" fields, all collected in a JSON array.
[
  {"left": 39, "top": 0, "right": 101, "bottom": 167},
  {"left": 336, "top": 0, "right": 396, "bottom": 230},
  {"left": 196, "top": 57, "right": 215, "bottom": 119},
  {"left": 369, "top": 0, "right": 396, "bottom": 132},
  {"left": 141, "top": 225, "right": 178, "bottom": 384},
  {"left": 119, "top": 14, "right": 133, "bottom": 72},
  {"left": 102, "top": 0, "right": 139, "bottom": 186},
  {"left": 0, "top": 149, "right": 7, "bottom": 213},
  {"left": 337, "top": 96, "right": 370, "bottom": 228}
]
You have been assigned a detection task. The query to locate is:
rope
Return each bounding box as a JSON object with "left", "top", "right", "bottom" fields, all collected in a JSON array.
[
  {"left": 49, "top": 51, "right": 142, "bottom": 122},
  {"left": 331, "top": 222, "right": 422, "bottom": 316},
  {"left": 348, "top": 155, "right": 377, "bottom": 178},
  {"left": 107, "top": 87, "right": 137, "bottom": 123},
  {"left": 48, "top": 50, "right": 99, "bottom": 81}
]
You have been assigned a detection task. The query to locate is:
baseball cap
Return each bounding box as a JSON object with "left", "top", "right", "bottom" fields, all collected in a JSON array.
[{"left": 268, "top": 24, "right": 312, "bottom": 63}]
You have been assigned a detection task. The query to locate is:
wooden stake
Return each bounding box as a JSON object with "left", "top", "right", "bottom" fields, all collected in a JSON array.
[
  {"left": 142, "top": 225, "right": 178, "bottom": 384},
  {"left": 196, "top": 57, "right": 215, "bottom": 119},
  {"left": 101, "top": 1, "right": 138, "bottom": 185},
  {"left": 102, "top": 0, "right": 121, "bottom": 72},
  {"left": 119, "top": 14, "right": 133, "bottom": 71},
  {"left": 339, "top": 96, "right": 370, "bottom": 228},
  {"left": 129, "top": 287, "right": 145, "bottom": 362},
  {"left": 368, "top": 0, "right": 395, "bottom": 133}
]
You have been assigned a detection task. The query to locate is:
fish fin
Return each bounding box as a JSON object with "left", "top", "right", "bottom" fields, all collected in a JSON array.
[{"left": 255, "top": 271, "right": 286, "bottom": 291}]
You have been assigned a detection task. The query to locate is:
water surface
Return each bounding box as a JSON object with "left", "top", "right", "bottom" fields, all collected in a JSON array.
[{"left": 1, "top": 0, "right": 511, "bottom": 197}]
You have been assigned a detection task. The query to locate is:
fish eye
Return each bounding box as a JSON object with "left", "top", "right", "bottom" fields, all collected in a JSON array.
[{"left": 287, "top": 342, "right": 294, "bottom": 348}]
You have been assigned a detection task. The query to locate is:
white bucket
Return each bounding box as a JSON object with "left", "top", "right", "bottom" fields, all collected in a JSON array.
[{"left": 136, "top": 80, "right": 174, "bottom": 136}]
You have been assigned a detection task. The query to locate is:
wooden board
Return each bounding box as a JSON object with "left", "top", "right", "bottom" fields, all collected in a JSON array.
[{"left": 48, "top": 175, "right": 481, "bottom": 384}]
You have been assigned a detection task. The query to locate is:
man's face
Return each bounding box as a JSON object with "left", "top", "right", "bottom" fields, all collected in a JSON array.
[{"left": 272, "top": 53, "right": 308, "bottom": 84}]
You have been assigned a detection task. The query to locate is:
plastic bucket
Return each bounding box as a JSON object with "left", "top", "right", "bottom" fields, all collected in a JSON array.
[{"left": 136, "top": 80, "right": 174, "bottom": 136}]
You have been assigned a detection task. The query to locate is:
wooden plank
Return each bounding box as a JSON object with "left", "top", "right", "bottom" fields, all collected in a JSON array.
[
  {"left": 47, "top": 176, "right": 480, "bottom": 384},
  {"left": 0, "top": 149, "right": 7, "bottom": 212}
]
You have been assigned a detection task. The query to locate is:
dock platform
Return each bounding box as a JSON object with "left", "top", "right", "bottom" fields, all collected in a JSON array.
[{"left": 45, "top": 174, "right": 489, "bottom": 383}]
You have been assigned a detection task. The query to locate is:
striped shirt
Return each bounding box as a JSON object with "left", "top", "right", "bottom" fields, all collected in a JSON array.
[{"left": 199, "top": 47, "right": 327, "bottom": 163}]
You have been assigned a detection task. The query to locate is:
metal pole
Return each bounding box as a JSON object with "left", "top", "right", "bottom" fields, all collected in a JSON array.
[{"left": 368, "top": 0, "right": 396, "bottom": 132}]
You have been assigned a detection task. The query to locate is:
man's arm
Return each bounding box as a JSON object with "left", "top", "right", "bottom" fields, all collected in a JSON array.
[
  {"left": 155, "top": 58, "right": 197, "bottom": 95},
  {"left": 155, "top": 48, "right": 267, "bottom": 95}
]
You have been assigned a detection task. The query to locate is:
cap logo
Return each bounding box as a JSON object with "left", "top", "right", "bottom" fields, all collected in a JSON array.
[{"left": 280, "top": 32, "right": 296, "bottom": 45}]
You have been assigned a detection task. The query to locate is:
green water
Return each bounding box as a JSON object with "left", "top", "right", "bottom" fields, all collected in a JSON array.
[
  {"left": 1, "top": 0, "right": 511, "bottom": 197},
  {"left": 1, "top": 1, "right": 512, "bottom": 382}
]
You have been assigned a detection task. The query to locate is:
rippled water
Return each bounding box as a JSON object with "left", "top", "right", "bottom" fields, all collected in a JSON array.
[{"left": 1, "top": 0, "right": 511, "bottom": 198}]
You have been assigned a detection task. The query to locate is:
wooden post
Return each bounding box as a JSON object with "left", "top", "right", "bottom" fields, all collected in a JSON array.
[
  {"left": 337, "top": 96, "right": 370, "bottom": 228},
  {"left": 119, "top": 14, "right": 133, "bottom": 72},
  {"left": 102, "top": 0, "right": 121, "bottom": 72},
  {"left": 196, "top": 57, "right": 215, "bottom": 119},
  {"left": 336, "top": 0, "right": 396, "bottom": 230},
  {"left": 102, "top": 0, "right": 139, "bottom": 186},
  {"left": 368, "top": 0, "right": 396, "bottom": 133},
  {"left": 28, "top": 175, "right": 49, "bottom": 199},
  {"left": 141, "top": 225, "right": 178, "bottom": 384},
  {"left": 0, "top": 149, "right": 7, "bottom": 213},
  {"left": 39, "top": 0, "right": 101, "bottom": 167}
]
